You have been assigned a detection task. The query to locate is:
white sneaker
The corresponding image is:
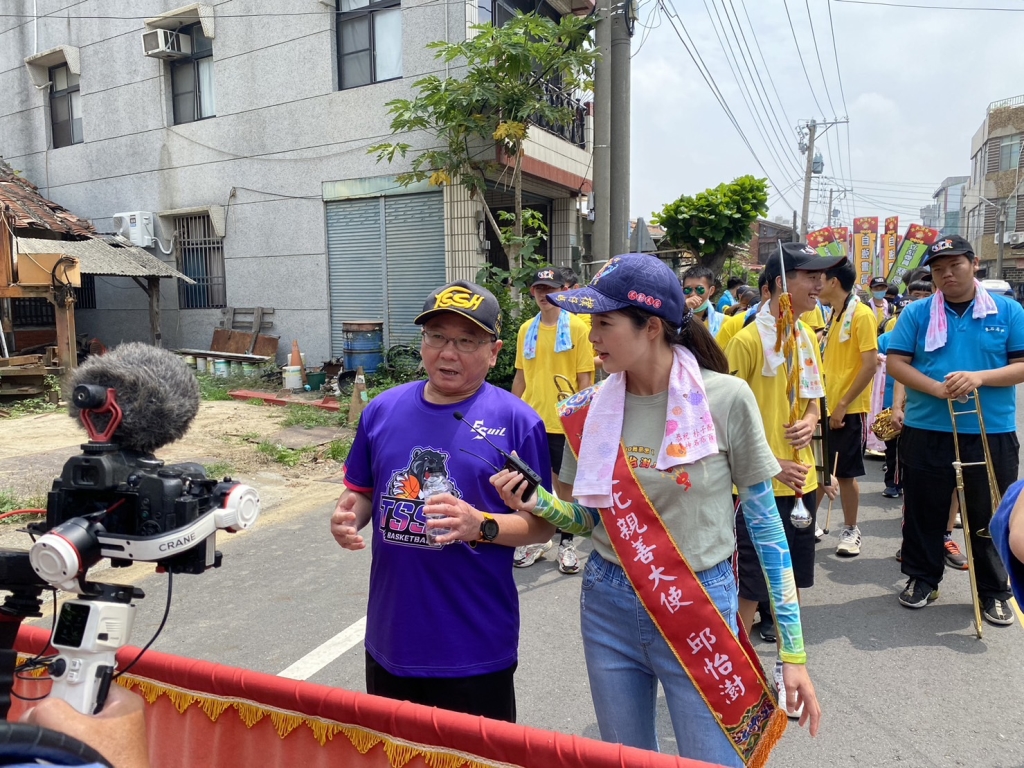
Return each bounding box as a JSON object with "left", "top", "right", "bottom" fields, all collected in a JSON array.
[
  {"left": 557, "top": 539, "right": 581, "bottom": 574},
  {"left": 814, "top": 526, "right": 825, "bottom": 542},
  {"left": 836, "top": 525, "right": 862, "bottom": 557},
  {"left": 774, "top": 660, "right": 804, "bottom": 719},
  {"left": 513, "top": 540, "right": 553, "bottom": 568}
]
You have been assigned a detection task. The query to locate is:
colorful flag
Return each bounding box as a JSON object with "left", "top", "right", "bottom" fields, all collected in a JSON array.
[
  {"left": 852, "top": 218, "right": 879, "bottom": 288},
  {"left": 882, "top": 217, "right": 899, "bottom": 276},
  {"left": 833, "top": 227, "right": 849, "bottom": 258},
  {"left": 886, "top": 223, "right": 940, "bottom": 291},
  {"left": 806, "top": 227, "right": 844, "bottom": 259}
]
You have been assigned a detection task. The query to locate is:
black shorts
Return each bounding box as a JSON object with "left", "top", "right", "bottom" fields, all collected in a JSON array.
[
  {"left": 828, "top": 412, "right": 866, "bottom": 479},
  {"left": 547, "top": 432, "right": 566, "bottom": 475},
  {"left": 736, "top": 494, "right": 819, "bottom": 603}
]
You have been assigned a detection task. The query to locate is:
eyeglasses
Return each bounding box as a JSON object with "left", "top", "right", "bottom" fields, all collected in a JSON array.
[
  {"left": 421, "top": 330, "right": 492, "bottom": 354},
  {"left": 682, "top": 285, "right": 707, "bottom": 296}
]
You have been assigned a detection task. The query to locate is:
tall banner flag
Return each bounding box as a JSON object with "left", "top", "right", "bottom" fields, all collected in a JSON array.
[
  {"left": 833, "top": 226, "right": 849, "bottom": 259},
  {"left": 852, "top": 217, "right": 879, "bottom": 289},
  {"left": 886, "top": 223, "right": 940, "bottom": 290},
  {"left": 882, "top": 217, "right": 899, "bottom": 276},
  {"left": 806, "top": 227, "right": 844, "bottom": 259}
]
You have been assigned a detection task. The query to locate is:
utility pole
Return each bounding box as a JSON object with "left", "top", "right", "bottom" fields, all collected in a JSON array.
[
  {"left": 826, "top": 188, "right": 834, "bottom": 229},
  {"left": 591, "top": 0, "right": 612, "bottom": 262},
  {"left": 997, "top": 203, "right": 1006, "bottom": 280},
  {"left": 799, "top": 120, "right": 817, "bottom": 240},
  {"left": 608, "top": 0, "right": 632, "bottom": 256},
  {"left": 792, "top": 210, "right": 798, "bottom": 242}
]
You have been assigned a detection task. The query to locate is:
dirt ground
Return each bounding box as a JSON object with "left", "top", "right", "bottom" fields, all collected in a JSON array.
[{"left": 0, "top": 400, "right": 352, "bottom": 549}]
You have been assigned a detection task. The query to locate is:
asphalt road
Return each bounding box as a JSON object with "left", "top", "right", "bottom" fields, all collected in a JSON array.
[{"left": 67, "top": 390, "right": 1024, "bottom": 767}]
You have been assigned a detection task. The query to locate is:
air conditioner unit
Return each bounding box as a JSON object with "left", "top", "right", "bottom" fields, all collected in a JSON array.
[
  {"left": 142, "top": 29, "right": 192, "bottom": 60},
  {"left": 995, "top": 232, "right": 1024, "bottom": 245},
  {"left": 113, "top": 211, "right": 155, "bottom": 248}
]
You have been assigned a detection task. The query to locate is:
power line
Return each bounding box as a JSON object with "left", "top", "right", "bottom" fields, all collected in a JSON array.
[
  {"left": 658, "top": 0, "right": 798, "bottom": 210},
  {"left": 781, "top": 0, "right": 826, "bottom": 116},
  {"left": 802, "top": 0, "right": 838, "bottom": 117}
]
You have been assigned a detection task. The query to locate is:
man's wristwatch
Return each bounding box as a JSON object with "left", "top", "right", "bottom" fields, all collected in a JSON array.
[{"left": 479, "top": 512, "right": 499, "bottom": 542}]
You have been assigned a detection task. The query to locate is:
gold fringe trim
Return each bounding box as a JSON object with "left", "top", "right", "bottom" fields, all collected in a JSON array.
[
  {"left": 15, "top": 656, "right": 521, "bottom": 768},
  {"left": 747, "top": 707, "right": 788, "bottom": 768}
]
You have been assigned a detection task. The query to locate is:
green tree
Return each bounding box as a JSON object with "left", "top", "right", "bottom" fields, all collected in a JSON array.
[
  {"left": 651, "top": 176, "right": 769, "bottom": 275},
  {"left": 368, "top": 12, "right": 597, "bottom": 271}
]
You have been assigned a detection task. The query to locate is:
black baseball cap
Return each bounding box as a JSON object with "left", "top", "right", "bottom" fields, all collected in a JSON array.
[
  {"left": 869, "top": 276, "right": 888, "bottom": 289},
  {"left": 414, "top": 281, "right": 501, "bottom": 337},
  {"left": 764, "top": 242, "right": 846, "bottom": 283},
  {"left": 923, "top": 234, "right": 974, "bottom": 265},
  {"left": 531, "top": 266, "right": 564, "bottom": 288}
]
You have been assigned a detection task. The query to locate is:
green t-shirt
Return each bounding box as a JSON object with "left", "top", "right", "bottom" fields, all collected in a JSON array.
[{"left": 559, "top": 370, "right": 780, "bottom": 572}]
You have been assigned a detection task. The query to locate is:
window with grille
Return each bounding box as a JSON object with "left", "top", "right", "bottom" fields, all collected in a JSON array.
[
  {"left": 1000, "top": 134, "right": 1023, "bottom": 173},
  {"left": 75, "top": 274, "right": 96, "bottom": 309},
  {"left": 171, "top": 24, "right": 215, "bottom": 124},
  {"left": 175, "top": 214, "right": 226, "bottom": 309},
  {"left": 11, "top": 275, "right": 96, "bottom": 325},
  {"left": 336, "top": 0, "right": 402, "bottom": 90},
  {"left": 49, "top": 63, "right": 82, "bottom": 148}
]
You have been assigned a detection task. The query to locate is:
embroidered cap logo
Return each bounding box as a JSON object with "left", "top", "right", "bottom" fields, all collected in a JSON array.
[
  {"left": 434, "top": 286, "right": 485, "bottom": 312},
  {"left": 538, "top": 270, "right": 556, "bottom": 280},
  {"left": 932, "top": 239, "right": 954, "bottom": 253}
]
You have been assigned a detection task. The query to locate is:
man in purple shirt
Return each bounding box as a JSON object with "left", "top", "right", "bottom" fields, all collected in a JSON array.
[{"left": 330, "top": 280, "right": 554, "bottom": 722}]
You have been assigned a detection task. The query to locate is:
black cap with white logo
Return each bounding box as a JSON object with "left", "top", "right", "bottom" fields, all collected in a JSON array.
[
  {"left": 923, "top": 234, "right": 974, "bottom": 265},
  {"left": 764, "top": 242, "right": 846, "bottom": 283}
]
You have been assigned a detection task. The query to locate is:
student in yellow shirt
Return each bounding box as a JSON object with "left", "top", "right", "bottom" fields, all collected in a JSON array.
[
  {"left": 716, "top": 272, "right": 770, "bottom": 348},
  {"left": 513, "top": 266, "right": 595, "bottom": 573},
  {"left": 817, "top": 259, "right": 879, "bottom": 557},
  {"left": 726, "top": 242, "right": 843, "bottom": 717}
]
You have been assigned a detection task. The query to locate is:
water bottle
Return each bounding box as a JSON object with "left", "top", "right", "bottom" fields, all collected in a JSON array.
[{"left": 423, "top": 488, "right": 450, "bottom": 546}]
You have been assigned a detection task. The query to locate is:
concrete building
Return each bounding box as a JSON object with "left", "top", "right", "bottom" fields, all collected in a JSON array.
[
  {"left": 930, "top": 176, "right": 967, "bottom": 236},
  {"left": 0, "top": 1, "right": 593, "bottom": 365},
  {"left": 962, "top": 95, "right": 1024, "bottom": 285},
  {"left": 920, "top": 204, "right": 940, "bottom": 230}
]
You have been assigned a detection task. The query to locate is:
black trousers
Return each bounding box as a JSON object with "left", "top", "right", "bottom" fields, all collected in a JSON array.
[
  {"left": 899, "top": 426, "right": 1017, "bottom": 599},
  {"left": 365, "top": 652, "right": 517, "bottom": 722},
  {"left": 884, "top": 435, "right": 900, "bottom": 489}
]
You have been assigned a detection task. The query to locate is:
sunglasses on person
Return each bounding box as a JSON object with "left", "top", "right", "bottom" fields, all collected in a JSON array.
[{"left": 682, "top": 285, "right": 707, "bottom": 296}]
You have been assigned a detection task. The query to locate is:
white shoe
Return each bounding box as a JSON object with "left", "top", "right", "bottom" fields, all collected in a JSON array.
[
  {"left": 557, "top": 539, "right": 580, "bottom": 574},
  {"left": 513, "top": 540, "right": 553, "bottom": 568},
  {"left": 814, "top": 526, "right": 825, "bottom": 542},
  {"left": 836, "top": 525, "right": 862, "bottom": 557},
  {"left": 774, "top": 660, "right": 804, "bottom": 719}
]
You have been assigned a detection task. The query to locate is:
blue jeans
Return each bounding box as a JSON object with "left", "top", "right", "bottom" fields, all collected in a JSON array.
[{"left": 580, "top": 551, "right": 744, "bottom": 767}]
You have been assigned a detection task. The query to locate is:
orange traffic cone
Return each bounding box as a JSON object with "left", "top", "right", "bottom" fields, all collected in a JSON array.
[{"left": 290, "top": 340, "right": 302, "bottom": 367}]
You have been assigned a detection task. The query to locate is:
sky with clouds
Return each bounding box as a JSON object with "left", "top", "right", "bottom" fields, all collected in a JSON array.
[{"left": 629, "top": 0, "right": 1024, "bottom": 230}]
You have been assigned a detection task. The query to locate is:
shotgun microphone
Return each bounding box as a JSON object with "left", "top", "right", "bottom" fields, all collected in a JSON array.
[{"left": 453, "top": 411, "right": 543, "bottom": 502}]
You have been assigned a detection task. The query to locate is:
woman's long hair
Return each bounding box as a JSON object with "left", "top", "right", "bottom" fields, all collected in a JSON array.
[{"left": 619, "top": 306, "right": 729, "bottom": 374}]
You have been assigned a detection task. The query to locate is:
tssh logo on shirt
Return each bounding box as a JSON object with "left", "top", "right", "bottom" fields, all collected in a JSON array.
[
  {"left": 471, "top": 419, "right": 507, "bottom": 440},
  {"left": 379, "top": 447, "right": 463, "bottom": 549}
]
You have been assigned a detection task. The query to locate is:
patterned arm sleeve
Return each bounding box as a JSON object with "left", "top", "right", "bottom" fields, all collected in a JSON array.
[
  {"left": 530, "top": 485, "right": 600, "bottom": 536},
  {"left": 737, "top": 480, "right": 807, "bottom": 664}
]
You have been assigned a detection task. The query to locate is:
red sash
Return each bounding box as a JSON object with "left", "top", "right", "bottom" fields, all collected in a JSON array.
[{"left": 561, "top": 394, "right": 786, "bottom": 768}]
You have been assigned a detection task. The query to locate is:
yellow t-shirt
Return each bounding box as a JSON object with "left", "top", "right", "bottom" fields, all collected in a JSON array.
[
  {"left": 800, "top": 305, "right": 826, "bottom": 332},
  {"left": 822, "top": 301, "right": 878, "bottom": 416},
  {"left": 515, "top": 314, "right": 595, "bottom": 434},
  {"left": 883, "top": 314, "right": 898, "bottom": 334},
  {"left": 577, "top": 313, "right": 592, "bottom": 330},
  {"left": 715, "top": 311, "right": 748, "bottom": 349},
  {"left": 725, "top": 322, "right": 820, "bottom": 496}
]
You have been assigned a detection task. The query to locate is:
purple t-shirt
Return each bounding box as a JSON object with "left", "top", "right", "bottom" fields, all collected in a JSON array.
[{"left": 343, "top": 380, "right": 551, "bottom": 678}]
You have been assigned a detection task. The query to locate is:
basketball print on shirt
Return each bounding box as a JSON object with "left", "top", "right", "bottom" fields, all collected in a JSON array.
[{"left": 379, "top": 448, "right": 463, "bottom": 549}]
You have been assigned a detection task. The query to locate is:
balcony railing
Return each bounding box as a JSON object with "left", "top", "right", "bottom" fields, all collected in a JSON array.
[{"left": 534, "top": 80, "right": 587, "bottom": 149}]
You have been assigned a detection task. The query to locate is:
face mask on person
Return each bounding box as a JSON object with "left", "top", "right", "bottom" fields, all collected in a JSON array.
[{"left": 872, "top": 291, "right": 886, "bottom": 300}]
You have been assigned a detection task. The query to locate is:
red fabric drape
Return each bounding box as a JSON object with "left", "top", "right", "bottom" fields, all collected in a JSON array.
[{"left": 13, "top": 625, "right": 722, "bottom": 768}]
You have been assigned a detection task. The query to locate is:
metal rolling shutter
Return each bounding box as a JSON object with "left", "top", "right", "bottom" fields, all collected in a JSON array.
[
  {"left": 383, "top": 193, "right": 445, "bottom": 345},
  {"left": 325, "top": 198, "right": 384, "bottom": 358}
]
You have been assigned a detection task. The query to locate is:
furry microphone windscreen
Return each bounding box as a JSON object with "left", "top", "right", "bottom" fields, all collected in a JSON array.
[{"left": 67, "top": 342, "right": 201, "bottom": 453}]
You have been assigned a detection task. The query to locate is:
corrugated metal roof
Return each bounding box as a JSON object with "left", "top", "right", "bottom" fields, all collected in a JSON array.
[
  {"left": 0, "top": 158, "right": 95, "bottom": 237},
  {"left": 15, "top": 237, "right": 194, "bottom": 283}
]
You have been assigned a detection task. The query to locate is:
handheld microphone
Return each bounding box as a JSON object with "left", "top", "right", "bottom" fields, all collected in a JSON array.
[
  {"left": 453, "top": 411, "right": 543, "bottom": 502},
  {"left": 67, "top": 342, "right": 200, "bottom": 453}
]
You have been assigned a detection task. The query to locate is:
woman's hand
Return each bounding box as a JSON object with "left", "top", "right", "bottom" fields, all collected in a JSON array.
[
  {"left": 490, "top": 469, "right": 538, "bottom": 514},
  {"left": 782, "top": 663, "right": 821, "bottom": 737},
  {"left": 775, "top": 460, "right": 809, "bottom": 493},
  {"left": 423, "top": 493, "right": 483, "bottom": 544}
]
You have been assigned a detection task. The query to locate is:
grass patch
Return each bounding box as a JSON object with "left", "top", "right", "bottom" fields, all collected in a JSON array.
[
  {"left": 196, "top": 374, "right": 235, "bottom": 401},
  {"left": 203, "top": 461, "right": 235, "bottom": 480},
  {"left": 1, "top": 398, "right": 62, "bottom": 418},
  {"left": 0, "top": 489, "right": 48, "bottom": 523},
  {"left": 244, "top": 398, "right": 265, "bottom": 406},
  {"left": 257, "top": 441, "right": 310, "bottom": 467},
  {"left": 325, "top": 438, "right": 353, "bottom": 462},
  {"left": 280, "top": 405, "right": 342, "bottom": 429}
]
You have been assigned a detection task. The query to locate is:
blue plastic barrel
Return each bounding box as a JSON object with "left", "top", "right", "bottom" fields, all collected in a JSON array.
[{"left": 343, "top": 321, "right": 384, "bottom": 373}]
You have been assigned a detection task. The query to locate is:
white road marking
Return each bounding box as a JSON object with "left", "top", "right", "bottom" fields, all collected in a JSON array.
[{"left": 277, "top": 616, "right": 367, "bottom": 680}]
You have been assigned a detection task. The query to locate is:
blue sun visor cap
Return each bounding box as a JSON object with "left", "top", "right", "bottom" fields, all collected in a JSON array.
[{"left": 547, "top": 254, "right": 685, "bottom": 326}]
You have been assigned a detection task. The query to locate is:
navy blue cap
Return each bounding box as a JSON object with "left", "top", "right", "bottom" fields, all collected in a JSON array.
[
  {"left": 548, "top": 254, "right": 685, "bottom": 325},
  {"left": 922, "top": 234, "right": 974, "bottom": 266}
]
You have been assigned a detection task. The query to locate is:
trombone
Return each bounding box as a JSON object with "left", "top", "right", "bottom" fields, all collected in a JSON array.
[
  {"left": 948, "top": 389, "right": 1000, "bottom": 640},
  {"left": 554, "top": 374, "right": 577, "bottom": 402}
]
